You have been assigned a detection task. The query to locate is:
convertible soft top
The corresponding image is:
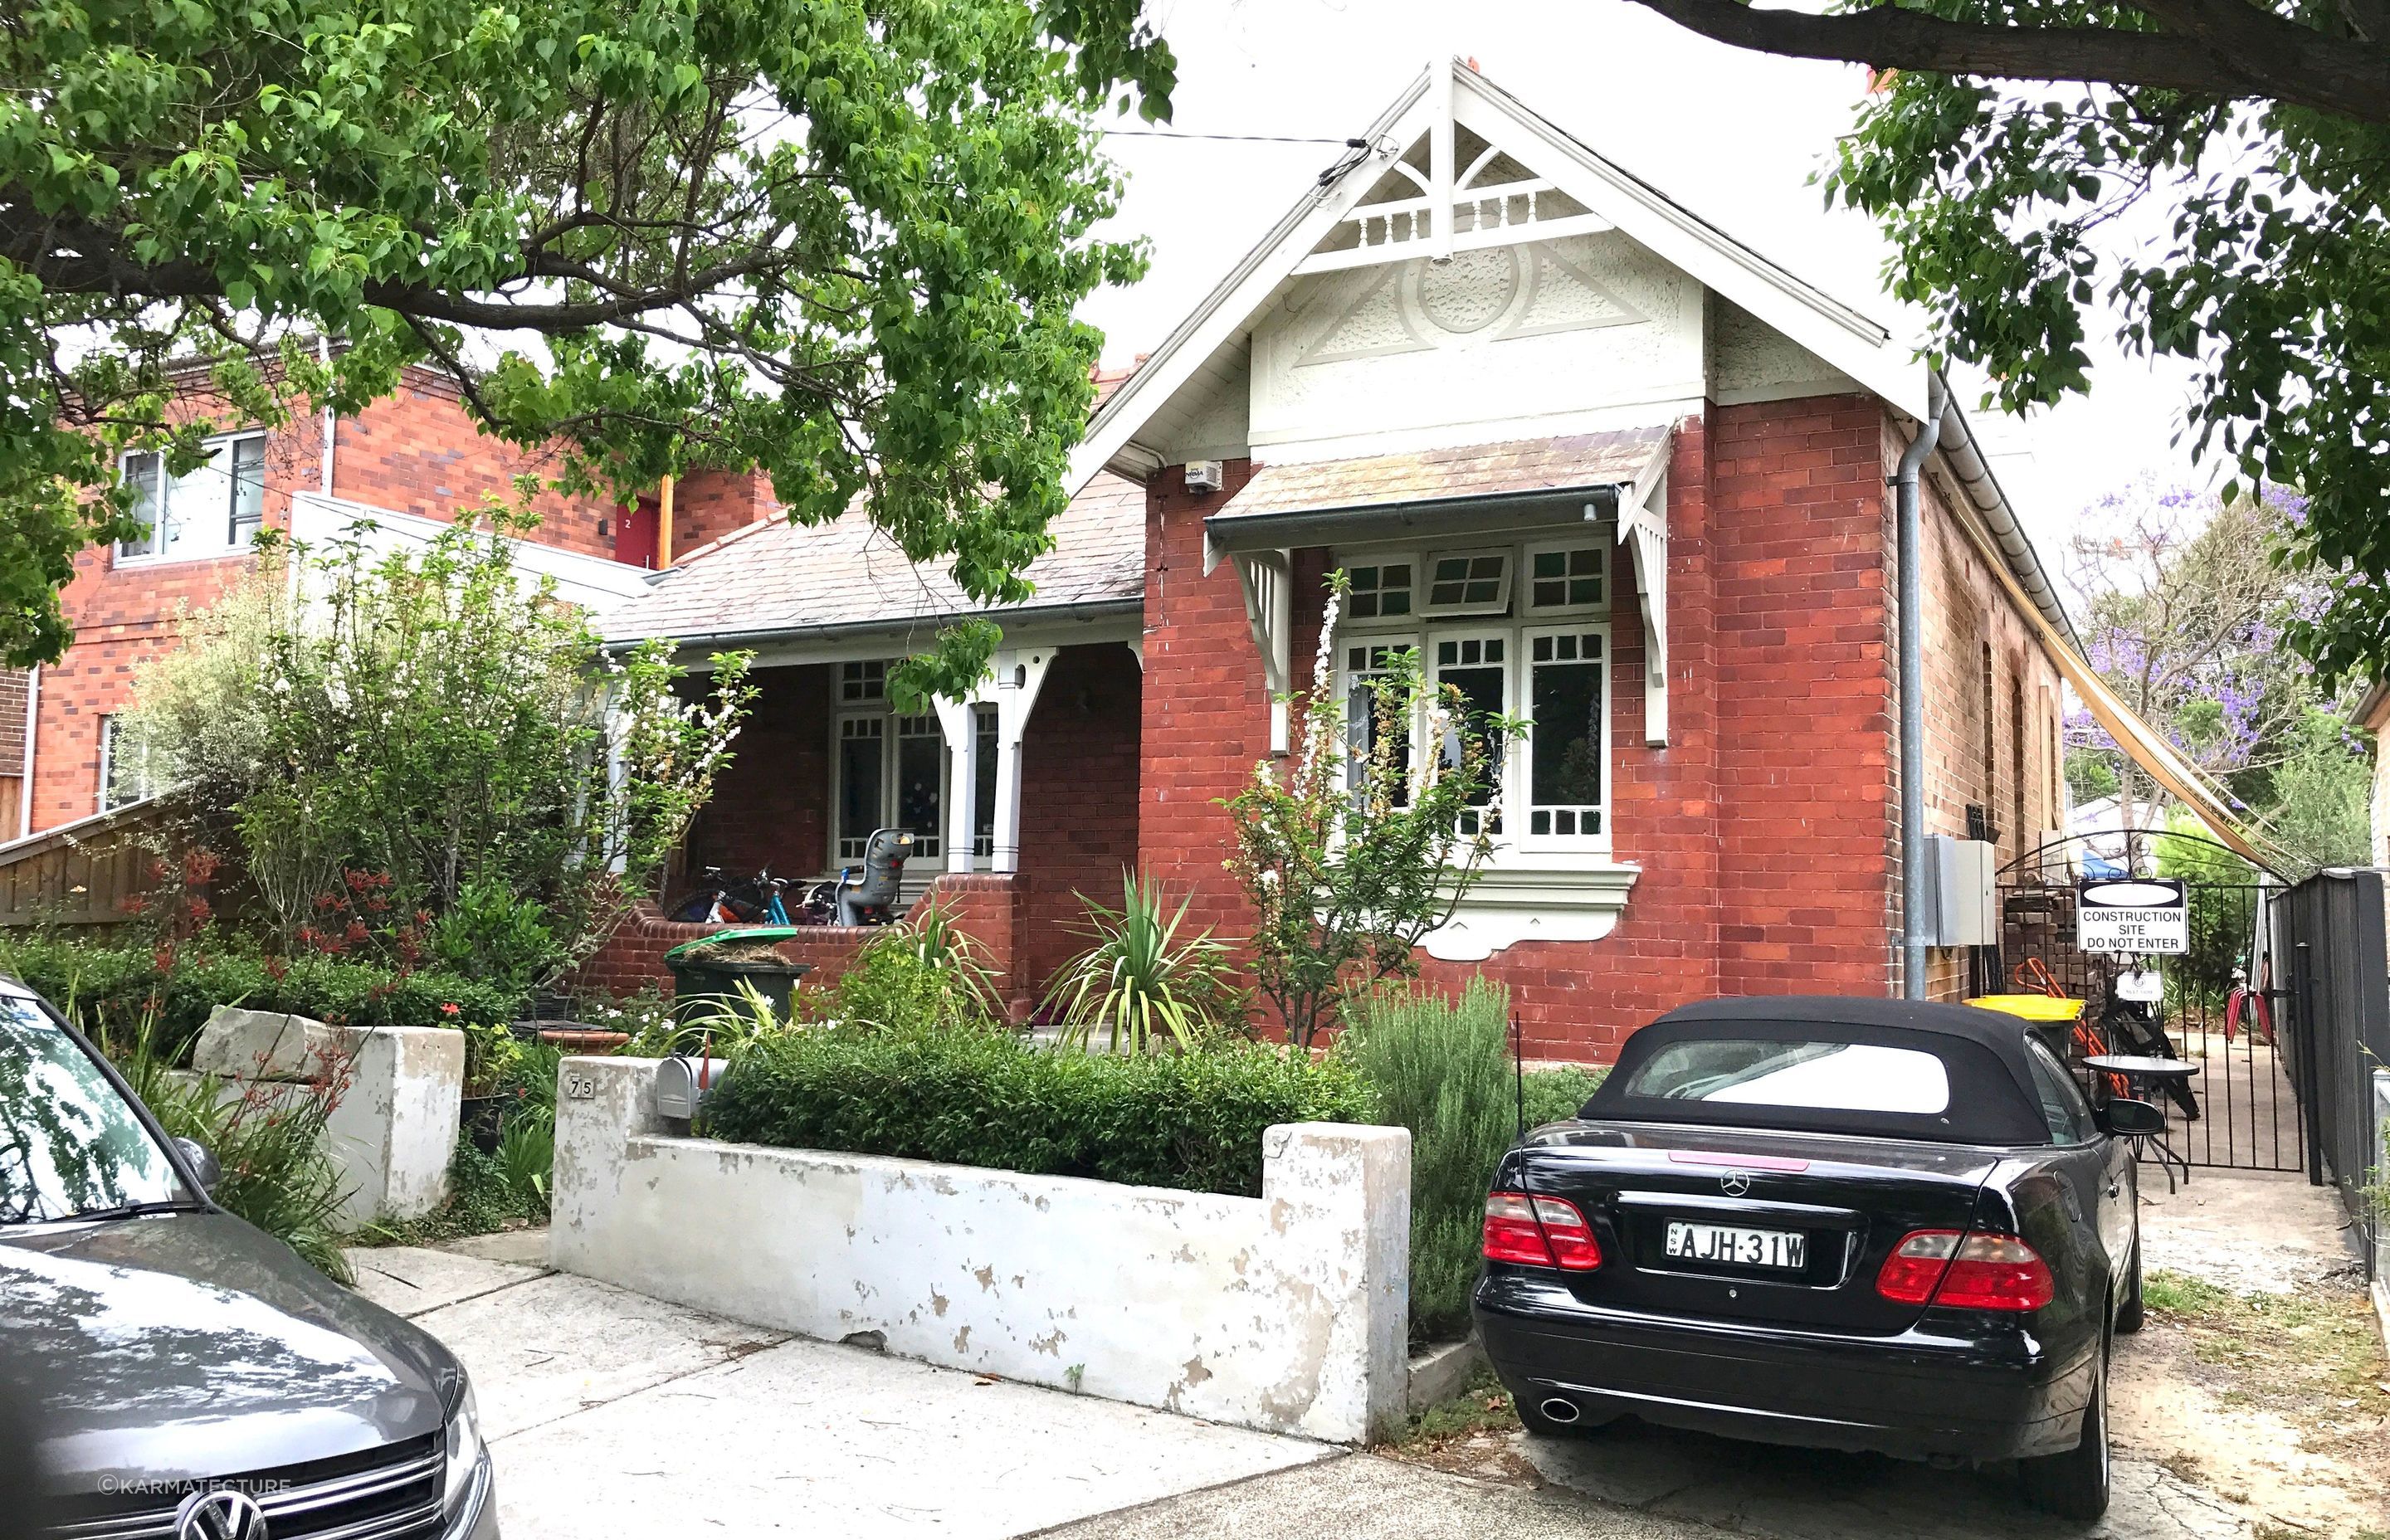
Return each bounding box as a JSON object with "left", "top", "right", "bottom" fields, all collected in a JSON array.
[{"left": 1583, "top": 995, "right": 2053, "bottom": 1147}]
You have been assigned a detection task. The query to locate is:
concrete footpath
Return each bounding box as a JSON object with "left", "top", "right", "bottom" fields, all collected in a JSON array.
[{"left": 344, "top": 1231, "right": 1336, "bottom": 1538}]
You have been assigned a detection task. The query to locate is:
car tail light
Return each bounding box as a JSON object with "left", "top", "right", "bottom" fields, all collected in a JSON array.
[
  {"left": 1482, "top": 1192, "right": 1602, "bottom": 1271},
  {"left": 1875, "top": 1230, "right": 2054, "bottom": 1310}
]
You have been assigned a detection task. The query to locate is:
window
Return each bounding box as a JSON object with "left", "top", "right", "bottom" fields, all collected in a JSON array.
[
  {"left": 1621, "top": 1039, "right": 1953, "bottom": 1115},
  {"left": 840, "top": 660, "right": 885, "bottom": 702},
  {"left": 1343, "top": 643, "right": 1415, "bottom": 797},
  {"left": 1525, "top": 542, "right": 1604, "bottom": 612},
  {"left": 98, "top": 716, "right": 155, "bottom": 812},
  {"left": 2025, "top": 1040, "right": 2096, "bottom": 1144},
  {"left": 2010, "top": 673, "right": 2027, "bottom": 850},
  {"left": 1420, "top": 550, "right": 1511, "bottom": 616},
  {"left": 1333, "top": 536, "right": 1615, "bottom": 854},
  {"left": 1432, "top": 632, "right": 1508, "bottom": 835},
  {"left": 835, "top": 714, "right": 886, "bottom": 860},
  {"left": 1344, "top": 563, "right": 1412, "bottom": 621},
  {"left": 835, "top": 661, "right": 985, "bottom": 865},
  {"left": 118, "top": 433, "right": 266, "bottom": 561},
  {"left": 1524, "top": 626, "right": 1607, "bottom": 838}
]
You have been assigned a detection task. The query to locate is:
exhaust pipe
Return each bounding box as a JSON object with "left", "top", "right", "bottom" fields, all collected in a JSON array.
[{"left": 1539, "top": 1397, "right": 1582, "bottom": 1425}]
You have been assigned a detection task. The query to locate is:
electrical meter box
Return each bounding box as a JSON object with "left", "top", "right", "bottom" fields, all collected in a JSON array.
[
  {"left": 1924, "top": 836, "right": 1998, "bottom": 948},
  {"left": 655, "top": 1055, "right": 729, "bottom": 1122}
]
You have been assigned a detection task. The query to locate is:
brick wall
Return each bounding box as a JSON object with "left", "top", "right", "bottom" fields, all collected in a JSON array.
[
  {"left": 1016, "top": 643, "right": 1144, "bottom": 998},
  {"left": 670, "top": 470, "right": 773, "bottom": 562},
  {"left": 22, "top": 375, "right": 693, "bottom": 833},
  {"left": 1134, "top": 396, "right": 1968, "bottom": 1061},
  {"left": 682, "top": 663, "right": 833, "bottom": 882}
]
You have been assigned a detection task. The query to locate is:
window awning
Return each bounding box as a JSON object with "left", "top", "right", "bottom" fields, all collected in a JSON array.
[{"left": 1201, "top": 426, "right": 1672, "bottom": 553}]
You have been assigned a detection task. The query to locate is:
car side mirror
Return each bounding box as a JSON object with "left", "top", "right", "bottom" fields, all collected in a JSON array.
[
  {"left": 2099, "top": 1099, "right": 2167, "bottom": 1137},
  {"left": 173, "top": 1137, "right": 222, "bottom": 1194}
]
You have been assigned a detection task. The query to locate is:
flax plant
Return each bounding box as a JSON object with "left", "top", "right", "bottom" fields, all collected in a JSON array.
[{"left": 1043, "top": 873, "right": 1242, "bottom": 1052}]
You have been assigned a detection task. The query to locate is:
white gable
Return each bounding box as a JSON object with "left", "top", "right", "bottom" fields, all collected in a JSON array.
[{"left": 1073, "top": 59, "right": 1920, "bottom": 488}]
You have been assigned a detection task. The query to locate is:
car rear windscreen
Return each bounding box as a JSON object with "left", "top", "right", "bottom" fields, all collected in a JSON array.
[{"left": 1616, "top": 1038, "right": 1953, "bottom": 1116}]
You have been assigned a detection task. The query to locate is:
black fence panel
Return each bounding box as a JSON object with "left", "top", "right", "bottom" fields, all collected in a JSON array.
[{"left": 2272, "top": 870, "right": 2390, "bottom": 1238}]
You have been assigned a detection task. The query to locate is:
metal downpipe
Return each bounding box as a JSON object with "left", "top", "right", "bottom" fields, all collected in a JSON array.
[{"left": 1894, "top": 376, "right": 1948, "bottom": 999}]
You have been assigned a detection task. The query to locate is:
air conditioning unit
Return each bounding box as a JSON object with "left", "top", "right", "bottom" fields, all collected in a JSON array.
[
  {"left": 1923, "top": 835, "right": 1997, "bottom": 948},
  {"left": 1183, "top": 460, "right": 1224, "bottom": 494}
]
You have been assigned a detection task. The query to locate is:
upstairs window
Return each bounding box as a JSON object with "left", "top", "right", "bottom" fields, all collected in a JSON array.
[{"left": 118, "top": 433, "right": 266, "bottom": 562}]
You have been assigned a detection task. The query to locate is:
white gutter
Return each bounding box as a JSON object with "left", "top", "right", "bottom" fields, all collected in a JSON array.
[
  {"left": 319, "top": 334, "right": 337, "bottom": 497},
  {"left": 1929, "top": 385, "right": 2079, "bottom": 652}
]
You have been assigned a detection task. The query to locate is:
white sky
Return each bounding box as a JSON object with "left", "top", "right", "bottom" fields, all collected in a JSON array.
[{"left": 1076, "top": 0, "right": 2216, "bottom": 560}]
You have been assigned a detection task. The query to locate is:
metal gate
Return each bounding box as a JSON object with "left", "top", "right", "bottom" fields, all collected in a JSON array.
[
  {"left": 2271, "top": 870, "right": 2390, "bottom": 1233},
  {"left": 1990, "top": 837, "right": 2307, "bottom": 1174}
]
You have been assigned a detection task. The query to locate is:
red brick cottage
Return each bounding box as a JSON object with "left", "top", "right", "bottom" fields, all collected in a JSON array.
[{"left": 597, "top": 61, "right": 2080, "bottom": 1063}]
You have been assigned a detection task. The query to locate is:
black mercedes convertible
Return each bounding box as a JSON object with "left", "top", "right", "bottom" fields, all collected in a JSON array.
[{"left": 1474, "top": 996, "right": 2165, "bottom": 1519}]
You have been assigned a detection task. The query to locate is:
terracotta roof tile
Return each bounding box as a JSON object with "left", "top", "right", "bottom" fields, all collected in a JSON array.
[{"left": 1219, "top": 427, "right": 1671, "bottom": 521}]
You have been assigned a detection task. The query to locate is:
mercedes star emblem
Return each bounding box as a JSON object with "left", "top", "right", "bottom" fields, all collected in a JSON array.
[
  {"left": 175, "top": 1489, "right": 268, "bottom": 1540},
  {"left": 1719, "top": 1170, "right": 1753, "bottom": 1197}
]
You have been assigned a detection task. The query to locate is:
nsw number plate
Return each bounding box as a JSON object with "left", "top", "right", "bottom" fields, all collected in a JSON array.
[{"left": 1665, "top": 1221, "right": 1807, "bottom": 1270}]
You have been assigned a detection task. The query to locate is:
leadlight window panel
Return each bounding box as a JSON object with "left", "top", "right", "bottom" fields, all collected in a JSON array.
[
  {"left": 1525, "top": 627, "right": 1607, "bottom": 841},
  {"left": 1527, "top": 542, "right": 1604, "bottom": 612},
  {"left": 841, "top": 660, "right": 886, "bottom": 702},
  {"left": 1342, "top": 642, "right": 1414, "bottom": 802},
  {"left": 836, "top": 716, "right": 885, "bottom": 860},
  {"left": 1420, "top": 550, "right": 1512, "bottom": 616},
  {"left": 1343, "top": 562, "right": 1414, "bottom": 621},
  {"left": 895, "top": 714, "right": 944, "bottom": 860},
  {"left": 1432, "top": 632, "right": 1509, "bottom": 835},
  {"left": 973, "top": 705, "right": 998, "bottom": 858}
]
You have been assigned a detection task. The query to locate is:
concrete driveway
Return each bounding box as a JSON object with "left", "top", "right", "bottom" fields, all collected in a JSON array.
[{"left": 345, "top": 1231, "right": 1335, "bottom": 1538}]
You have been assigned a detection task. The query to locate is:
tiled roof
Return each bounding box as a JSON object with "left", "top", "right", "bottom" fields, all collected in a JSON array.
[
  {"left": 1217, "top": 427, "right": 1671, "bottom": 521},
  {"left": 600, "top": 473, "right": 1146, "bottom": 644}
]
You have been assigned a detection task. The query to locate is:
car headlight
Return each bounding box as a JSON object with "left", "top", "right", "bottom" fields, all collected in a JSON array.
[{"left": 442, "top": 1382, "right": 484, "bottom": 1517}]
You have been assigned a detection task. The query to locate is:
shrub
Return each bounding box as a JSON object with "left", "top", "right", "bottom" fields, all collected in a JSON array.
[
  {"left": 1042, "top": 872, "right": 1245, "bottom": 1052},
  {"left": 1521, "top": 1065, "right": 1605, "bottom": 1128},
  {"left": 831, "top": 928, "right": 999, "bottom": 1036},
  {"left": 0, "top": 934, "right": 524, "bottom": 1063},
  {"left": 704, "top": 1030, "right": 1373, "bottom": 1197},
  {"left": 1339, "top": 980, "right": 1517, "bottom": 1340},
  {"left": 106, "top": 1018, "right": 356, "bottom": 1281}
]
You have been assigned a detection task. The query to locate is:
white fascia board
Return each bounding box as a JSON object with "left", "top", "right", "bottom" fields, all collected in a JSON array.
[
  {"left": 1066, "top": 69, "right": 1440, "bottom": 495},
  {"left": 290, "top": 492, "right": 656, "bottom": 611},
  {"left": 1450, "top": 71, "right": 1928, "bottom": 422}
]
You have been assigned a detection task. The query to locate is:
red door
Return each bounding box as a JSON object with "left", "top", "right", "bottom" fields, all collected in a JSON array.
[{"left": 616, "top": 498, "right": 660, "bottom": 569}]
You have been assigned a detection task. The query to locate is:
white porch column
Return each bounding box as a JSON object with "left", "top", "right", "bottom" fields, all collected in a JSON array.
[
  {"left": 930, "top": 694, "right": 979, "bottom": 875},
  {"left": 990, "top": 648, "right": 1054, "bottom": 875}
]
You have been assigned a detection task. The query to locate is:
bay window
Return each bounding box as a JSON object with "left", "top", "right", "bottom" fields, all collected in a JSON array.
[
  {"left": 118, "top": 433, "right": 266, "bottom": 561},
  {"left": 1335, "top": 537, "right": 1614, "bottom": 854}
]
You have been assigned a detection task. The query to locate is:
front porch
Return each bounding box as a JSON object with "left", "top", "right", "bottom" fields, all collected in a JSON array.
[{"left": 585, "top": 638, "right": 1144, "bottom": 1013}]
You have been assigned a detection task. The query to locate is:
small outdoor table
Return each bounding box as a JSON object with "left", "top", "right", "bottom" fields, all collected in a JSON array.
[{"left": 2083, "top": 1054, "right": 2199, "bottom": 1192}]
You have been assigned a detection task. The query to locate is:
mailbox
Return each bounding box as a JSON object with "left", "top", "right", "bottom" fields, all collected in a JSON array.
[{"left": 655, "top": 1055, "right": 729, "bottom": 1122}]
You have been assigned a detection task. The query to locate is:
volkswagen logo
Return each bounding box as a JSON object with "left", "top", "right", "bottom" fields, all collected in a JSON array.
[
  {"left": 1719, "top": 1169, "right": 1753, "bottom": 1197},
  {"left": 174, "top": 1489, "right": 267, "bottom": 1540}
]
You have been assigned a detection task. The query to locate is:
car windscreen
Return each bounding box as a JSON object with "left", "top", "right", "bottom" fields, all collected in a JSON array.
[
  {"left": 1617, "top": 1039, "right": 1953, "bottom": 1115},
  {"left": 1588, "top": 1016, "right": 2049, "bottom": 1146},
  {"left": 0, "top": 996, "right": 186, "bottom": 1224}
]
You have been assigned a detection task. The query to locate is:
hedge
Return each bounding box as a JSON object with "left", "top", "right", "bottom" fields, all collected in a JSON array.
[
  {"left": 0, "top": 935, "right": 526, "bottom": 1060},
  {"left": 704, "top": 1029, "right": 1375, "bottom": 1197}
]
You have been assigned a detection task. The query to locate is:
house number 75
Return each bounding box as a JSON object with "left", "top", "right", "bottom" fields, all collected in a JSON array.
[{"left": 563, "top": 1071, "right": 599, "bottom": 1100}]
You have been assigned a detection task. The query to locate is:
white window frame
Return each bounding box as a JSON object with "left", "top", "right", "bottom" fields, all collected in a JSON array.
[
  {"left": 98, "top": 714, "right": 155, "bottom": 813},
  {"left": 116, "top": 431, "right": 268, "bottom": 564},
  {"left": 1331, "top": 530, "right": 1618, "bottom": 860},
  {"left": 1427, "top": 625, "right": 1513, "bottom": 838},
  {"left": 1521, "top": 538, "right": 1608, "bottom": 616},
  {"left": 1341, "top": 558, "right": 1418, "bottom": 623},
  {"left": 1518, "top": 621, "right": 1613, "bottom": 852},
  {"left": 832, "top": 705, "right": 949, "bottom": 865},
  {"left": 1417, "top": 548, "right": 1514, "bottom": 617},
  {"left": 1337, "top": 640, "right": 1421, "bottom": 797}
]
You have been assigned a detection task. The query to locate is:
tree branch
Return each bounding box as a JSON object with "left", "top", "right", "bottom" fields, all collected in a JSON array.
[{"left": 1612, "top": 0, "right": 2390, "bottom": 123}]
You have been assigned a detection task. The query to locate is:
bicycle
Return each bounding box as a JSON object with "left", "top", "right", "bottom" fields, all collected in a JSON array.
[{"left": 666, "top": 866, "right": 763, "bottom": 924}]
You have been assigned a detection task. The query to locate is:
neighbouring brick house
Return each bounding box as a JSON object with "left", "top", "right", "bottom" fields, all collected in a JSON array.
[
  {"left": 593, "top": 59, "right": 2079, "bottom": 1061},
  {"left": 2, "top": 363, "right": 776, "bottom": 842}
]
